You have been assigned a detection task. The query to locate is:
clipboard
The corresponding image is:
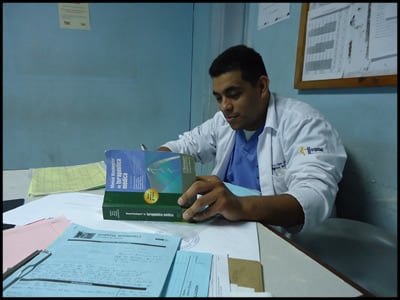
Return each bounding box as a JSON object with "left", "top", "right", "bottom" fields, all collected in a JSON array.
[{"left": 3, "top": 250, "right": 52, "bottom": 291}]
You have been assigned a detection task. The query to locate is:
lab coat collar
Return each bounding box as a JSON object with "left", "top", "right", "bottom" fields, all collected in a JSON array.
[{"left": 264, "top": 92, "right": 279, "bottom": 132}]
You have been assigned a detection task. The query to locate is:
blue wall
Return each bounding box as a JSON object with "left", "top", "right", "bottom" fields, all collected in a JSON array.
[
  {"left": 246, "top": 3, "right": 397, "bottom": 234},
  {"left": 3, "top": 3, "right": 194, "bottom": 168}
]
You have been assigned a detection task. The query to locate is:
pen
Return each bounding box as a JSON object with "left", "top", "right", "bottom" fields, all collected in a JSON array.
[
  {"left": 140, "top": 144, "right": 148, "bottom": 151},
  {"left": 21, "top": 278, "right": 147, "bottom": 290}
]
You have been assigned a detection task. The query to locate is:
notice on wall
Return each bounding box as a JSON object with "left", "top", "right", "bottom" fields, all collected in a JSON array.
[
  {"left": 58, "top": 3, "right": 90, "bottom": 30},
  {"left": 257, "top": 3, "right": 290, "bottom": 30},
  {"left": 302, "top": 3, "right": 397, "bottom": 81}
]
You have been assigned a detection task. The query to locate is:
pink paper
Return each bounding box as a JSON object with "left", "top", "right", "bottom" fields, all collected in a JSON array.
[{"left": 3, "top": 215, "right": 71, "bottom": 273}]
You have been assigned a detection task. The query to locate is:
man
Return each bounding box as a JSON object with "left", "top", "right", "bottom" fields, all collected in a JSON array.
[{"left": 158, "top": 45, "right": 347, "bottom": 234}]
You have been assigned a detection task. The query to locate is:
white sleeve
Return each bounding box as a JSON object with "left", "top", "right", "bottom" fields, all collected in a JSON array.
[
  {"left": 160, "top": 114, "right": 220, "bottom": 164},
  {"left": 282, "top": 111, "right": 347, "bottom": 233}
]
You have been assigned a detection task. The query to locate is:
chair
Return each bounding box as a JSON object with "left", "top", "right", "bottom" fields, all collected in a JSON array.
[{"left": 290, "top": 217, "right": 397, "bottom": 297}]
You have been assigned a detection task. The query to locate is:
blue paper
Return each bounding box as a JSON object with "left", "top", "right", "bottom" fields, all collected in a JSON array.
[
  {"left": 224, "top": 182, "right": 261, "bottom": 196},
  {"left": 3, "top": 223, "right": 182, "bottom": 297},
  {"left": 162, "top": 250, "right": 213, "bottom": 297}
]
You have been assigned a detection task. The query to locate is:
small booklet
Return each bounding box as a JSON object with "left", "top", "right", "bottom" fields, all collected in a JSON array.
[{"left": 102, "top": 149, "right": 196, "bottom": 221}]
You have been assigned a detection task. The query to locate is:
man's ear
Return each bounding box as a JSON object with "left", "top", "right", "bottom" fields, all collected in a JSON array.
[{"left": 258, "top": 75, "right": 269, "bottom": 95}]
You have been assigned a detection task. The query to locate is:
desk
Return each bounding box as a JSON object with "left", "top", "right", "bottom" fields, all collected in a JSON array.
[{"left": 3, "top": 169, "right": 371, "bottom": 297}]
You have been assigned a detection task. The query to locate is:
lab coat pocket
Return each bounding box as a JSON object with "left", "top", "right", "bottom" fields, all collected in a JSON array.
[{"left": 272, "top": 168, "right": 288, "bottom": 194}]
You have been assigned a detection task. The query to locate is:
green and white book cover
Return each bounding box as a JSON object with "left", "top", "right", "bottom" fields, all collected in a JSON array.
[{"left": 102, "top": 149, "right": 196, "bottom": 221}]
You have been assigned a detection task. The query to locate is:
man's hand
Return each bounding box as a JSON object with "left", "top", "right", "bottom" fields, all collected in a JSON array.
[
  {"left": 177, "top": 175, "right": 244, "bottom": 221},
  {"left": 177, "top": 175, "right": 305, "bottom": 228}
]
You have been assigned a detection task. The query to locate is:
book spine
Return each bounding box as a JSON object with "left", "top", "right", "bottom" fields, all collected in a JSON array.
[{"left": 102, "top": 205, "right": 183, "bottom": 222}]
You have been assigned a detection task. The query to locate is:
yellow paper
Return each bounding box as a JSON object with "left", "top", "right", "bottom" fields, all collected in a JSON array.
[{"left": 28, "top": 162, "right": 106, "bottom": 196}]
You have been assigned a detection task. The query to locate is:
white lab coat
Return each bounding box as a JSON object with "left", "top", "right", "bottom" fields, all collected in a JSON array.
[{"left": 162, "top": 93, "right": 347, "bottom": 234}]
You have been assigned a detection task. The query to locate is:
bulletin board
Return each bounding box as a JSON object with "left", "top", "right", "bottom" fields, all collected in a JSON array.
[{"left": 294, "top": 3, "right": 397, "bottom": 89}]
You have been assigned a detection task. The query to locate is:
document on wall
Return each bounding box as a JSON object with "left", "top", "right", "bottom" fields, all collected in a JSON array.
[
  {"left": 28, "top": 161, "right": 106, "bottom": 196},
  {"left": 368, "top": 3, "right": 397, "bottom": 61},
  {"left": 303, "top": 3, "right": 397, "bottom": 81},
  {"left": 257, "top": 3, "right": 290, "bottom": 30},
  {"left": 58, "top": 3, "right": 90, "bottom": 30},
  {"left": 3, "top": 223, "right": 182, "bottom": 297},
  {"left": 302, "top": 3, "right": 351, "bottom": 81}
]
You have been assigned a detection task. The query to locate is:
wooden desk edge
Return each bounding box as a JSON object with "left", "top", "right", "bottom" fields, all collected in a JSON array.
[{"left": 259, "top": 224, "right": 375, "bottom": 297}]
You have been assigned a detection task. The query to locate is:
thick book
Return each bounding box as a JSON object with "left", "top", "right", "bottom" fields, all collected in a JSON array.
[{"left": 102, "top": 149, "right": 196, "bottom": 221}]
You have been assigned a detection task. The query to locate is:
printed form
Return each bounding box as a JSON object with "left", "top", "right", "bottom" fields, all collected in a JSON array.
[
  {"left": 3, "top": 223, "right": 212, "bottom": 297},
  {"left": 303, "top": 3, "right": 397, "bottom": 81}
]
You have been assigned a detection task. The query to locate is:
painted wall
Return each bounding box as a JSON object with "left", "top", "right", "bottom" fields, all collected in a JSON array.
[
  {"left": 191, "top": 3, "right": 247, "bottom": 176},
  {"left": 3, "top": 3, "right": 194, "bottom": 169},
  {"left": 246, "top": 3, "right": 397, "bottom": 235}
]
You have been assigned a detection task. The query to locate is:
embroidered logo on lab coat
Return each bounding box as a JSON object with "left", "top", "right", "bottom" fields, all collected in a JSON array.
[{"left": 300, "top": 146, "right": 324, "bottom": 155}]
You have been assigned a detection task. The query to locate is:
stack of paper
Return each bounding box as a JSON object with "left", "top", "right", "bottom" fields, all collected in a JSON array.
[
  {"left": 28, "top": 162, "right": 106, "bottom": 196},
  {"left": 3, "top": 216, "right": 71, "bottom": 274},
  {"left": 3, "top": 223, "right": 213, "bottom": 297},
  {"left": 4, "top": 183, "right": 265, "bottom": 297}
]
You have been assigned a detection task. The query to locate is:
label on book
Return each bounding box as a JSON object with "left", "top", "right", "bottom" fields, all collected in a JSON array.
[{"left": 102, "top": 149, "right": 196, "bottom": 221}]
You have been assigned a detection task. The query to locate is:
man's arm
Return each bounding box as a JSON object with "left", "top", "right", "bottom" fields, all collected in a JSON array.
[{"left": 178, "top": 175, "right": 304, "bottom": 229}]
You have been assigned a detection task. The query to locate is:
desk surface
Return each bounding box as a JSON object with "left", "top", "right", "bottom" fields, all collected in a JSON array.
[{"left": 3, "top": 169, "right": 370, "bottom": 297}]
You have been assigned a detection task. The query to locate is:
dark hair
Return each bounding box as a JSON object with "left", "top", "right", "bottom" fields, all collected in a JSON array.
[{"left": 208, "top": 45, "right": 268, "bottom": 86}]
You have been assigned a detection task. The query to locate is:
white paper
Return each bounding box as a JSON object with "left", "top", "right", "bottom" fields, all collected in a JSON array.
[
  {"left": 3, "top": 192, "right": 260, "bottom": 261},
  {"left": 302, "top": 3, "right": 397, "bottom": 81},
  {"left": 302, "top": 3, "right": 351, "bottom": 81},
  {"left": 3, "top": 193, "right": 155, "bottom": 234},
  {"left": 257, "top": 3, "right": 290, "bottom": 30},
  {"left": 230, "top": 284, "right": 273, "bottom": 297},
  {"left": 208, "top": 254, "right": 230, "bottom": 297},
  {"left": 58, "top": 3, "right": 90, "bottom": 30},
  {"left": 369, "top": 3, "right": 397, "bottom": 60}
]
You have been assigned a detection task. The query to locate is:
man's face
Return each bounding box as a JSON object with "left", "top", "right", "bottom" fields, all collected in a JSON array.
[{"left": 212, "top": 70, "right": 268, "bottom": 131}]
